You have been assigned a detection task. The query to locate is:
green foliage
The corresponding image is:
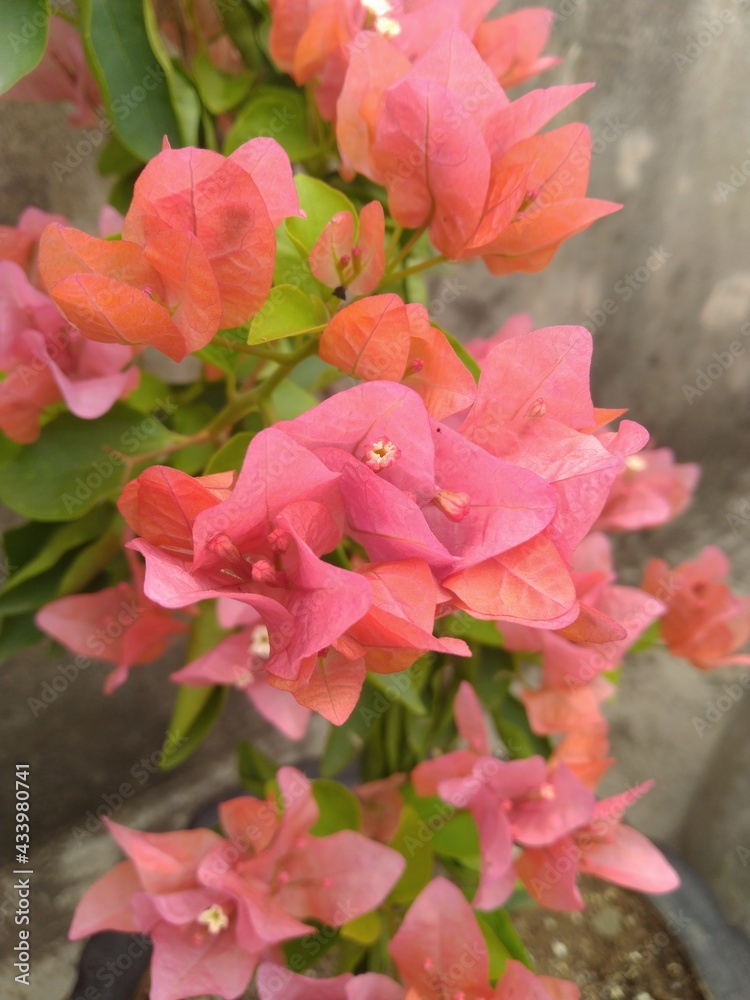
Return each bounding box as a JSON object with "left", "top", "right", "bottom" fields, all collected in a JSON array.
[
  {"left": 0, "top": 404, "right": 181, "bottom": 521},
  {"left": 247, "top": 285, "right": 327, "bottom": 344},
  {"left": 310, "top": 779, "right": 362, "bottom": 836},
  {"left": 0, "top": 0, "right": 49, "bottom": 94},
  {"left": 204, "top": 432, "right": 255, "bottom": 475},
  {"left": 193, "top": 50, "right": 253, "bottom": 114},
  {"left": 237, "top": 741, "right": 278, "bottom": 797},
  {"left": 160, "top": 684, "right": 227, "bottom": 770},
  {"left": 387, "top": 803, "right": 434, "bottom": 904},
  {"left": 225, "top": 86, "right": 317, "bottom": 161},
  {"left": 78, "top": 0, "right": 183, "bottom": 160},
  {"left": 286, "top": 176, "right": 357, "bottom": 256}
]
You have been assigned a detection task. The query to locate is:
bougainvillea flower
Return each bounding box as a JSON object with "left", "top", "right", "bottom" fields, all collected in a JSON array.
[
  {"left": 309, "top": 200, "right": 385, "bottom": 297},
  {"left": 470, "top": 123, "right": 621, "bottom": 274},
  {"left": 123, "top": 139, "right": 302, "bottom": 329},
  {"left": 459, "top": 326, "right": 648, "bottom": 563},
  {"left": 199, "top": 767, "right": 405, "bottom": 944},
  {"left": 413, "top": 682, "right": 594, "bottom": 908},
  {"left": 122, "top": 430, "right": 372, "bottom": 686},
  {"left": 69, "top": 820, "right": 256, "bottom": 1000},
  {"left": 2, "top": 17, "right": 101, "bottom": 127},
  {"left": 319, "top": 294, "right": 476, "bottom": 418},
  {"left": 520, "top": 677, "right": 615, "bottom": 738},
  {"left": 257, "top": 963, "right": 404, "bottom": 1000},
  {"left": 474, "top": 8, "right": 561, "bottom": 89},
  {"left": 595, "top": 447, "right": 701, "bottom": 532},
  {"left": 465, "top": 311, "right": 534, "bottom": 364},
  {"left": 390, "top": 877, "right": 579, "bottom": 1000},
  {"left": 0, "top": 206, "right": 68, "bottom": 282},
  {"left": 267, "top": 557, "right": 469, "bottom": 724},
  {"left": 339, "top": 28, "right": 606, "bottom": 263},
  {"left": 0, "top": 261, "right": 139, "bottom": 441},
  {"left": 551, "top": 728, "right": 614, "bottom": 792},
  {"left": 38, "top": 140, "right": 300, "bottom": 359},
  {"left": 516, "top": 782, "right": 679, "bottom": 910},
  {"left": 39, "top": 224, "right": 223, "bottom": 361},
  {"left": 355, "top": 773, "right": 406, "bottom": 843},
  {"left": 643, "top": 547, "right": 750, "bottom": 669},
  {"left": 172, "top": 603, "right": 312, "bottom": 741},
  {"left": 36, "top": 558, "right": 188, "bottom": 694},
  {"left": 502, "top": 533, "right": 664, "bottom": 688},
  {"left": 277, "top": 381, "right": 558, "bottom": 624}
]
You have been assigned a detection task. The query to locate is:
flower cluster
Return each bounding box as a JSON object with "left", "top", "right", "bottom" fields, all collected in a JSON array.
[{"left": 2, "top": 3, "right": 748, "bottom": 1000}]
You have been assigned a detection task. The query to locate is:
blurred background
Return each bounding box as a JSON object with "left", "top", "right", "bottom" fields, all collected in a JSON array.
[{"left": 1, "top": 2, "right": 748, "bottom": 996}]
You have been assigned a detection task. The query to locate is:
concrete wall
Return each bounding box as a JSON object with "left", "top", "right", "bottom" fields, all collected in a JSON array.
[{"left": 1, "top": 2, "right": 749, "bottom": 996}]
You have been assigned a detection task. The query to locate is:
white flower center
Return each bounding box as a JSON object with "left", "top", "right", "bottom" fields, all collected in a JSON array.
[
  {"left": 363, "top": 0, "right": 401, "bottom": 37},
  {"left": 249, "top": 625, "right": 270, "bottom": 660},
  {"left": 626, "top": 454, "right": 648, "bottom": 472},
  {"left": 363, "top": 438, "right": 400, "bottom": 471},
  {"left": 197, "top": 903, "right": 229, "bottom": 935}
]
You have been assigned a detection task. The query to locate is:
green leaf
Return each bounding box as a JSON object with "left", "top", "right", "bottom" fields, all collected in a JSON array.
[
  {"left": 367, "top": 672, "right": 427, "bottom": 716},
  {"left": 0, "top": 404, "right": 182, "bottom": 521},
  {"left": 224, "top": 86, "right": 315, "bottom": 161},
  {"left": 403, "top": 788, "right": 480, "bottom": 859},
  {"left": 143, "top": 0, "right": 200, "bottom": 145},
  {"left": 492, "top": 684, "right": 551, "bottom": 760},
  {"left": 0, "top": 612, "right": 43, "bottom": 665},
  {"left": 170, "top": 404, "right": 215, "bottom": 475},
  {"left": 283, "top": 924, "right": 339, "bottom": 972},
  {"left": 286, "top": 176, "right": 356, "bottom": 256},
  {"left": 470, "top": 646, "right": 515, "bottom": 712},
  {"left": 204, "top": 432, "right": 254, "bottom": 475},
  {"left": 193, "top": 50, "right": 253, "bottom": 114},
  {"left": 629, "top": 619, "right": 661, "bottom": 654},
  {"left": 388, "top": 803, "right": 434, "bottom": 905},
  {"left": 443, "top": 330, "right": 481, "bottom": 382},
  {"left": 310, "top": 779, "right": 362, "bottom": 836},
  {"left": 237, "top": 740, "right": 278, "bottom": 796},
  {"left": 270, "top": 380, "right": 318, "bottom": 420},
  {"left": 274, "top": 226, "right": 321, "bottom": 298},
  {"left": 78, "top": 0, "right": 182, "bottom": 160},
  {"left": 446, "top": 612, "right": 506, "bottom": 649},
  {"left": 124, "top": 370, "right": 169, "bottom": 414},
  {"left": 0, "top": 554, "right": 78, "bottom": 615},
  {"left": 160, "top": 684, "right": 227, "bottom": 770},
  {"left": 2, "top": 521, "right": 58, "bottom": 575},
  {"left": 58, "top": 526, "right": 124, "bottom": 596},
  {"left": 0, "top": 0, "right": 50, "bottom": 95},
  {"left": 340, "top": 910, "right": 381, "bottom": 946},
  {"left": 475, "top": 912, "right": 512, "bottom": 981},
  {"left": 320, "top": 717, "right": 365, "bottom": 778},
  {"left": 98, "top": 133, "right": 142, "bottom": 178},
  {"left": 1, "top": 506, "right": 115, "bottom": 596},
  {"left": 477, "top": 908, "right": 533, "bottom": 970},
  {"left": 247, "top": 285, "right": 327, "bottom": 345}
]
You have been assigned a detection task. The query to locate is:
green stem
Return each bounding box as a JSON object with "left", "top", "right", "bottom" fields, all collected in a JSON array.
[
  {"left": 386, "top": 224, "right": 404, "bottom": 262},
  {"left": 382, "top": 255, "right": 447, "bottom": 286},
  {"left": 385, "top": 225, "right": 427, "bottom": 272},
  {"left": 203, "top": 336, "right": 320, "bottom": 438}
]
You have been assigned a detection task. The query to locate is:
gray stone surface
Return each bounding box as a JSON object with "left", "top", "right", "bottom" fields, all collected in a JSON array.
[{"left": 1, "top": 1, "right": 749, "bottom": 997}]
